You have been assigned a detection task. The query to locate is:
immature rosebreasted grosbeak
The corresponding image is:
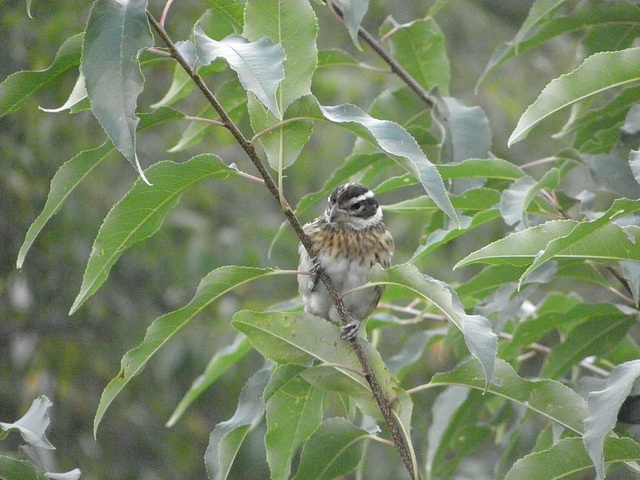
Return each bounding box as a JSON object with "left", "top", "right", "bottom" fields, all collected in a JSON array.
[{"left": 298, "top": 183, "right": 394, "bottom": 340}]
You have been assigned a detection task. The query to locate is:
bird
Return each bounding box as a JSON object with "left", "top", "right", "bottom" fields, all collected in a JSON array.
[{"left": 298, "top": 183, "right": 394, "bottom": 340}]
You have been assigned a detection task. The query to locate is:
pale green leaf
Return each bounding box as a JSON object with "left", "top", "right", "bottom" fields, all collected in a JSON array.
[
  {"left": 0, "top": 33, "right": 82, "bottom": 117},
  {"left": 513, "top": 0, "right": 568, "bottom": 50},
  {"left": 292, "top": 418, "right": 368, "bottom": 480},
  {"left": 509, "top": 48, "right": 640, "bottom": 145},
  {"left": 93, "top": 267, "right": 282, "bottom": 435},
  {"left": 369, "top": 264, "right": 497, "bottom": 386},
  {"left": 584, "top": 360, "right": 640, "bottom": 479},
  {"left": 39, "top": 72, "right": 87, "bottom": 112},
  {"left": 0, "top": 395, "right": 54, "bottom": 449},
  {"left": 333, "top": 0, "right": 369, "bottom": 48},
  {"left": 194, "top": 28, "right": 285, "bottom": 118},
  {"left": 81, "top": 0, "right": 153, "bottom": 182}
]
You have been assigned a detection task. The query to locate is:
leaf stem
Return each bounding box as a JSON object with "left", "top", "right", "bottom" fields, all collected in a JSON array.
[{"left": 146, "top": 10, "right": 416, "bottom": 479}]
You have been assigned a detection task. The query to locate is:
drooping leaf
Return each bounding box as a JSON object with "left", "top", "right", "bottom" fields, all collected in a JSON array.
[
  {"left": 205, "top": 368, "right": 271, "bottom": 480},
  {"left": 499, "top": 169, "right": 560, "bottom": 229},
  {"left": 17, "top": 107, "right": 185, "bottom": 269},
  {"left": 265, "top": 365, "right": 324, "bottom": 480},
  {"left": 369, "top": 264, "right": 497, "bottom": 386},
  {"left": 433, "top": 95, "right": 491, "bottom": 164},
  {"left": 332, "top": 0, "right": 369, "bottom": 48},
  {"left": 504, "top": 436, "right": 640, "bottom": 480},
  {"left": 166, "top": 334, "right": 253, "bottom": 427},
  {"left": 584, "top": 360, "right": 640, "bottom": 479},
  {"left": 194, "top": 28, "right": 285, "bottom": 118},
  {"left": 318, "top": 102, "right": 459, "bottom": 225},
  {"left": 0, "top": 33, "right": 82, "bottom": 117},
  {"left": 81, "top": 0, "right": 153, "bottom": 181},
  {"left": 380, "top": 16, "right": 450, "bottom": 93},
  {"left": 94, "top": 267, "right": 282, "bottom": 435},
  {"left": 509, "top": 48, "right": 640, "bottom": 145},
  {"left": 292, "top": 418, "right": 369, "bottom": 480},
  {"left": 430, "top": 359, "right": 587, "bottom": 434},
  {"left": 39, "top": 72, "right": 87, "bottom": 113},
  {"left": 0, "top": 395, "right": 54, "bottom": 449}
]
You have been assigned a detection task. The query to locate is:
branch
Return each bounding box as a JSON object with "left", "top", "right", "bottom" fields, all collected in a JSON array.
[
  {"left": 327, "top": 1, "right": 436, "bottom": 110},
  {"left": 146, "top": 11, "right": 418, "bottom": 480}
]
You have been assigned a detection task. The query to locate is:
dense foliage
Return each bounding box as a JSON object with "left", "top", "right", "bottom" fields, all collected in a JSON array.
[{"left": 3, "top": 0, "right": 640, "bottom": 479}]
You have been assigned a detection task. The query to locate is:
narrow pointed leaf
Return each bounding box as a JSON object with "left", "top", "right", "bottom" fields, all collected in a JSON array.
[
  {"left": 292, "top": 418, "right": 369, "bottom": 480},
  {"left": 82, "top": 0, "right": 153, "bottom": 181},
  {"left": 369, "top": 264, "right": 497, "bottom": 386},
  {"left": 430, "top": 359, "right": 587, "bottom": 434},
  {"left": 584, "top": 360, "right": 640, "bottom": 479},
  {"left": 94, "top": 267, "right": 282, "bottom": 435},
  {"left": 513, "top": 0, "right": 568, "bottom": 49},
  {"left": 509, "top": 48, "right": 640, "bottom": 145},
  {"left": 39, "top": 72, "right": 87, "bottom": 112},
  {"left": 194, "top": 28, "right": 285, "bottom": 118},
  {"left": 205, "top": 368, "right": 271, "bottom": 480},
  {"left": 319, "top": 102, "right": 458, "bottom": 225},
  {"left": 17, "top": 107, "right": 184, "bottom": 269},
  {"left": 71, "top": 154, "right": 234, "bottom": 314},
  {"left": 505, "top": 436, "right": 640, "bottom": 480},
  {"left": 519, "top": 198, "right": 640, "bottom": 283},
  {"left": 265, "top": 365, "right": 324, "bottom": 480},
  {"left": 166, "top": 334, "right": 253, "bottom": 427},
  {"left": 0, "top": 33, "right": 82, "bottom": 117},
  {"left": 0, "top": 395, "right": 54, "bottom": 449}
]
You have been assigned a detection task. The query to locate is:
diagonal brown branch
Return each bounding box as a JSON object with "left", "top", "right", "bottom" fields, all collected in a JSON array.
[{"left": 146, "top": 11, "right": 417, "bottom": 480}]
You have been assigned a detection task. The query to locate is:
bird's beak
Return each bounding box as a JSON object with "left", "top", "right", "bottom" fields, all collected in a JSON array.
[{"left": 329, "top": 204, "right": 348, "bottom": 223}]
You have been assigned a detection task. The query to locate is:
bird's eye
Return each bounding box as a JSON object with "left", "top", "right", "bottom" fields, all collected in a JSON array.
[{"left": 351, "top": 201, "right": 363, "bottom": 211}]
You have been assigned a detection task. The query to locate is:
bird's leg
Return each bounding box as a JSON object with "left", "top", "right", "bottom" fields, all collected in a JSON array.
[{"left": 340, "top": 318, "right": 361, "bottom": 341}]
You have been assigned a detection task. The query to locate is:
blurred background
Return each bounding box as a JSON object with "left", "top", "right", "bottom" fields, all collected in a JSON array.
[{"left": 0, "top": 0, "right": 576, "bottom": 478}]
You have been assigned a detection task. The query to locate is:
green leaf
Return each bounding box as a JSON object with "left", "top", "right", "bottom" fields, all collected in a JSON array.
[
  {"left": 519, "top": 198, "right": 640, "bottom": 282},
  {"left": 513, "top": 0, "right": 568, "bottom": 51},
  {"left": 509, "top": 48, "right": 640, "bottom": 145},
  {"left": 381, "top": 16, "right": 450, "bottom": 92},
  {"left": 150, "top": 61, "right": 194, "bottom": 109},
  {"left": 500, "top": 169, "right": 560, "bottom": 228},
  {"left": 505, "top": 436, "right": 640, "bottom": 480},
  {"left": 0, "top": 456, "right": 45, "bottom": 480},
  {"left": 0, "top": 33, "right": 82, "bottom": 117},
  {"left": 71, "top": 154, "right": 233, "bottom": 314},
  {"left": 584, "top": 150, "right": 640, "bottom": 200},
  {"left": 543, "top": 313, "right": 635, "bottom": 380},
  {"left": 166, "top": 334, "right": 253, "bottom": 427},
  {"left": 199, "top": 1, "right": 244, "bottom": 39},
  {"left": 93, "top": 267, "right": 281, "bottom": 435},
  {"left": 584, "top": 360, "right": 640, "bottom": 479},
  {"left": 292, "top": 418, "right": 369, "bottom": 480},
  {"left": 265, "top": 365, "right": 324, "bottom": 480},
  {"left": 318, "top": 102, "right": 459, "bottom": 225},
  {"left": 231, "top": 310, "right": 412, "bottom": 423},
  {"left": 385, "top": 188, "right": 501, "bottom": 214},
  {"left": 456, "top": 212, "right": 640, "bottom": 273},
  {"left": 437, "top": 158, "right": 525, "bottom": 181},
  {"left": 0, "top": 395, "right": 54, "bottom": 449},
  {"left": 430, "top": 359, "right": 587, "bottom": 434},
  {"left": 317, "top": 49, "right": 360, "bottom": 69},
  {"left": 369, "top": 264, "right": 497, "bottom": 386},
  {"left": 81, "top": 0, "right": 153, "bottom": 182},
  {"left": 16, "top": 106, "right": 183, "bottom": 269},
  {"left": 194, "top": 28, "right": 285, "bottom": 118},
  {"left": 205, "top": 368, "right": 271, "bottom": 480}
]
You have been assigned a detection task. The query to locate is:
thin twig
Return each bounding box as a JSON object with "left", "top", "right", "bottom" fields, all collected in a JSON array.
[
  {"left": 327, "top": 0, "right": 436, "bottom": 110},
  {"left": 145, "top": 10, "right": 416, "bottom": 480}
]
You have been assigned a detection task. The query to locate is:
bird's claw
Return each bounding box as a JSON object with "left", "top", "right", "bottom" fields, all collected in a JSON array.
[{"left": 340, "top": 320, "right": 361, "bottom": 341}]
